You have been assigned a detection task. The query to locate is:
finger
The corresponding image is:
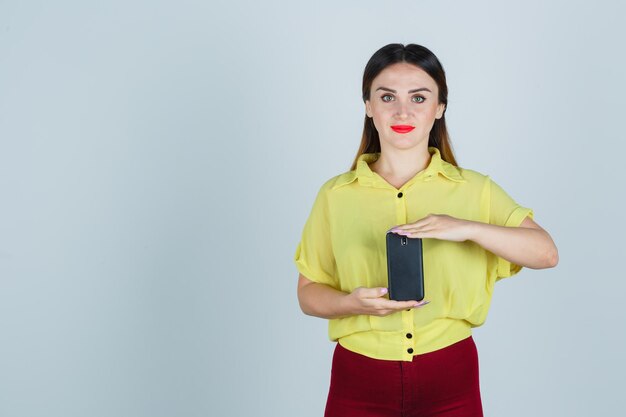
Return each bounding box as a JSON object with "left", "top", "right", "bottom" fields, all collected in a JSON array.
[
  {"left": 397, "top": 227, "right": 436, "bottom": 237},
  {"left": 382, "top": 299, "right": 430, "bottom": 309},
  {"left": 391, "top": 219, "right": 430, "bottom": 233},
  {"left": 391, "top": 217, "right": 432, "bottom": 232},
  {"left": 362, "top": 287, "right": 389, "bottom": 299},
  {"left": 409, "top": 299, "right": 429, "bottom": 308}
]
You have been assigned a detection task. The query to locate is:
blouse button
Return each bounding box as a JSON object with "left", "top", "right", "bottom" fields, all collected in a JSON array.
[
  {"left": 406, "top": 333, "right": 412, "bottom": 339},
  {"left": 407, "top": 348, "right": 414, "bottom": 354},
  {"left": 397, "top": 192, "right": 403, "bottom": 198}
]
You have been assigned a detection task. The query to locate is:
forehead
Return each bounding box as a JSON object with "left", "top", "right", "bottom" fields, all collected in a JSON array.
[{"left": 372, "top": 62, "right": 437, "bottom": 91}]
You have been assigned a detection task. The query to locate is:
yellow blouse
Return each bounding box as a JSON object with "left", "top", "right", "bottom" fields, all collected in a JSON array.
[{"left": 294, "top": 146, "right": 534, "bottom": 361}]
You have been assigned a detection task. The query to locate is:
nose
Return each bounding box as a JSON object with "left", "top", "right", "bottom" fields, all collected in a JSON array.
[{"left": 395, "top": 100, "right": 411, "bottom": 119}]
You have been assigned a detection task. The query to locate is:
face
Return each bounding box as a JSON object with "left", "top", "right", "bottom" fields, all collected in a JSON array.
[{"left": 365, "top": 62, "right": 446, "bottom": 150}]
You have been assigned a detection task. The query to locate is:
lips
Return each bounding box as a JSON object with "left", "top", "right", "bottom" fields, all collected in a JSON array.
[{"left": 391, "top": 125, "right": 415, "bottom": 133}]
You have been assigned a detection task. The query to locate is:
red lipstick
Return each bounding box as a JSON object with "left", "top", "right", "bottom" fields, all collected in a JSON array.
[{"left": 391, "top": 125, "right": 415, "bottom": 133}]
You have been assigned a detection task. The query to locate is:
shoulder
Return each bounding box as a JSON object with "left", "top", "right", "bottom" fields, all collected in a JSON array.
[
  {"left": 440, "top": 159, "right": 491, "bottom": 188},
  {"left": 305, "top": 172, "right": 354, "bottom": 208},
  {"left": 456, "top": 166, "right": 489, "bottom": 183},
  {"left": 317, "top": 170, "right": 358, "bottom": 192},
  {"left": 455, "top": 165, "right": 514, "bottom": 194}
]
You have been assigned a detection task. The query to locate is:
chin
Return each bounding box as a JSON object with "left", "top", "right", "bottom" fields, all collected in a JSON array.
[{"left": 383, "top": 136, "right": 423, "bottom": 149}]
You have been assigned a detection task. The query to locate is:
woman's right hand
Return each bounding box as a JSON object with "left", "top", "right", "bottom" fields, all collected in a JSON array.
[{"left": 343, "top": 286, "right": 430, "bottom": 316}]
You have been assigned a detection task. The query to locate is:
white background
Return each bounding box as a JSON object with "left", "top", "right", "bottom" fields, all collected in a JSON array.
[{"left": 1, "top": 1, "right": 624, "bottom": 416}]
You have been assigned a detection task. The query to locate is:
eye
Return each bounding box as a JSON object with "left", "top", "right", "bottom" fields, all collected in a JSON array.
[{"left": 380, "top": 94, "right": 426, "bottom": 103}]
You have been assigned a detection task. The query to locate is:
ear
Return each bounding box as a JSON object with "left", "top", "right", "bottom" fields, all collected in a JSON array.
[
  {"left": 365, "top": 100, "right": 372, "bottom": 118},
  {"left": 435, "top": 103, "right": 446, "bottom": 119}
]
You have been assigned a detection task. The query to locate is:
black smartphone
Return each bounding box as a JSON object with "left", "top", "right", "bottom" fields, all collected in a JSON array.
[{"left": 385, "top": 231, "right": 425, "bottom": 302}]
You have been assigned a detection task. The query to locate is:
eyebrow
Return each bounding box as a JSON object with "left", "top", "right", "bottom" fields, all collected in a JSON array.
[{"left": 375, "top": 86, "right": 432, "bottom": 94}]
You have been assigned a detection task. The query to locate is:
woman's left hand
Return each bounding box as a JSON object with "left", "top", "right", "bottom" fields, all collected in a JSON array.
[{"left": 388, "top": 214, "right": 473, "bottom": 242}]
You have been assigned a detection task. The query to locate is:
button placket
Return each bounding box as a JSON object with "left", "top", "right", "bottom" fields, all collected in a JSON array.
[{"left": 396, "top": 190, "right": 415, "bottom": 358}]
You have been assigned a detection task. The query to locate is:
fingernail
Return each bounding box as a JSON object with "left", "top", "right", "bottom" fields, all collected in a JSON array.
[{"left": 381, "top": 288, "right": 388, "bottom": 294}]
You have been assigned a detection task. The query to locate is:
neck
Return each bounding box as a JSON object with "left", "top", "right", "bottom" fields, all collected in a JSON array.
[{"left": 370, "top": 145, "right": 432, "bottom": 179}]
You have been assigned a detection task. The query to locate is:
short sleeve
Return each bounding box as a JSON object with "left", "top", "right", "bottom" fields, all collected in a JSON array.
[
  {"left": 293, "top": 183, "right": 338, "bottom": 288},
  {"left": 487, "top": 176, "right": 534, "bottom": 280}
]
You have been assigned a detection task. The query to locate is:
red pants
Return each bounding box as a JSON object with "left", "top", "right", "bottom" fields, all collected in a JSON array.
[{"left": 324, "top": 335, "right": 484, "bottom": 417}]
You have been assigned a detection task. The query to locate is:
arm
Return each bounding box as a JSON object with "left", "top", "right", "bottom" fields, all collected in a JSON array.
[
  {"left": 296, "top": 273, "right": 427, "bottom": 319},
  {"left": 390, "top": 211, "right": 559, "bottom": 271},
  {"left": 466, "top": 216, "right": 559, "bottom": 269},
  {"left": 297, "top": 274, "right": 353, "bottom": 319}
]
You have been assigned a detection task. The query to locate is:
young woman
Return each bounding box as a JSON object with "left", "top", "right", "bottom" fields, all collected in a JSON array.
[{"left": 294, "top": 43, "right": 558, "bottom": 417}]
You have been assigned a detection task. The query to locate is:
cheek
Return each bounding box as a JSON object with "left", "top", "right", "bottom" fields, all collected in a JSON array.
[
  {"left": 371, "top": 108, "right": 393, "bottom": 123},
  {"left": 417, "top": 105, "right": 440, "bottom": 121}
]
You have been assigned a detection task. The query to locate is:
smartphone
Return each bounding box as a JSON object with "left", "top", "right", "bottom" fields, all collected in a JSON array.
[{"left": 385, "top": 231, "right": 425, "bottom": 302}]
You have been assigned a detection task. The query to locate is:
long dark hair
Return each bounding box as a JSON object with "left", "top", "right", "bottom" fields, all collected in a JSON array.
[{"left": 350, "top": 43, "right": 459, "bottom": 171}]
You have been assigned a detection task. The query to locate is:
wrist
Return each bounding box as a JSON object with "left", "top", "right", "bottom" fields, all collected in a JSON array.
[
  {"left": 463, "top": 219, "right": 483, "bottom": 242},
  {"left": 337, "top": 292, "right": 355, "bottom": 317}
]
